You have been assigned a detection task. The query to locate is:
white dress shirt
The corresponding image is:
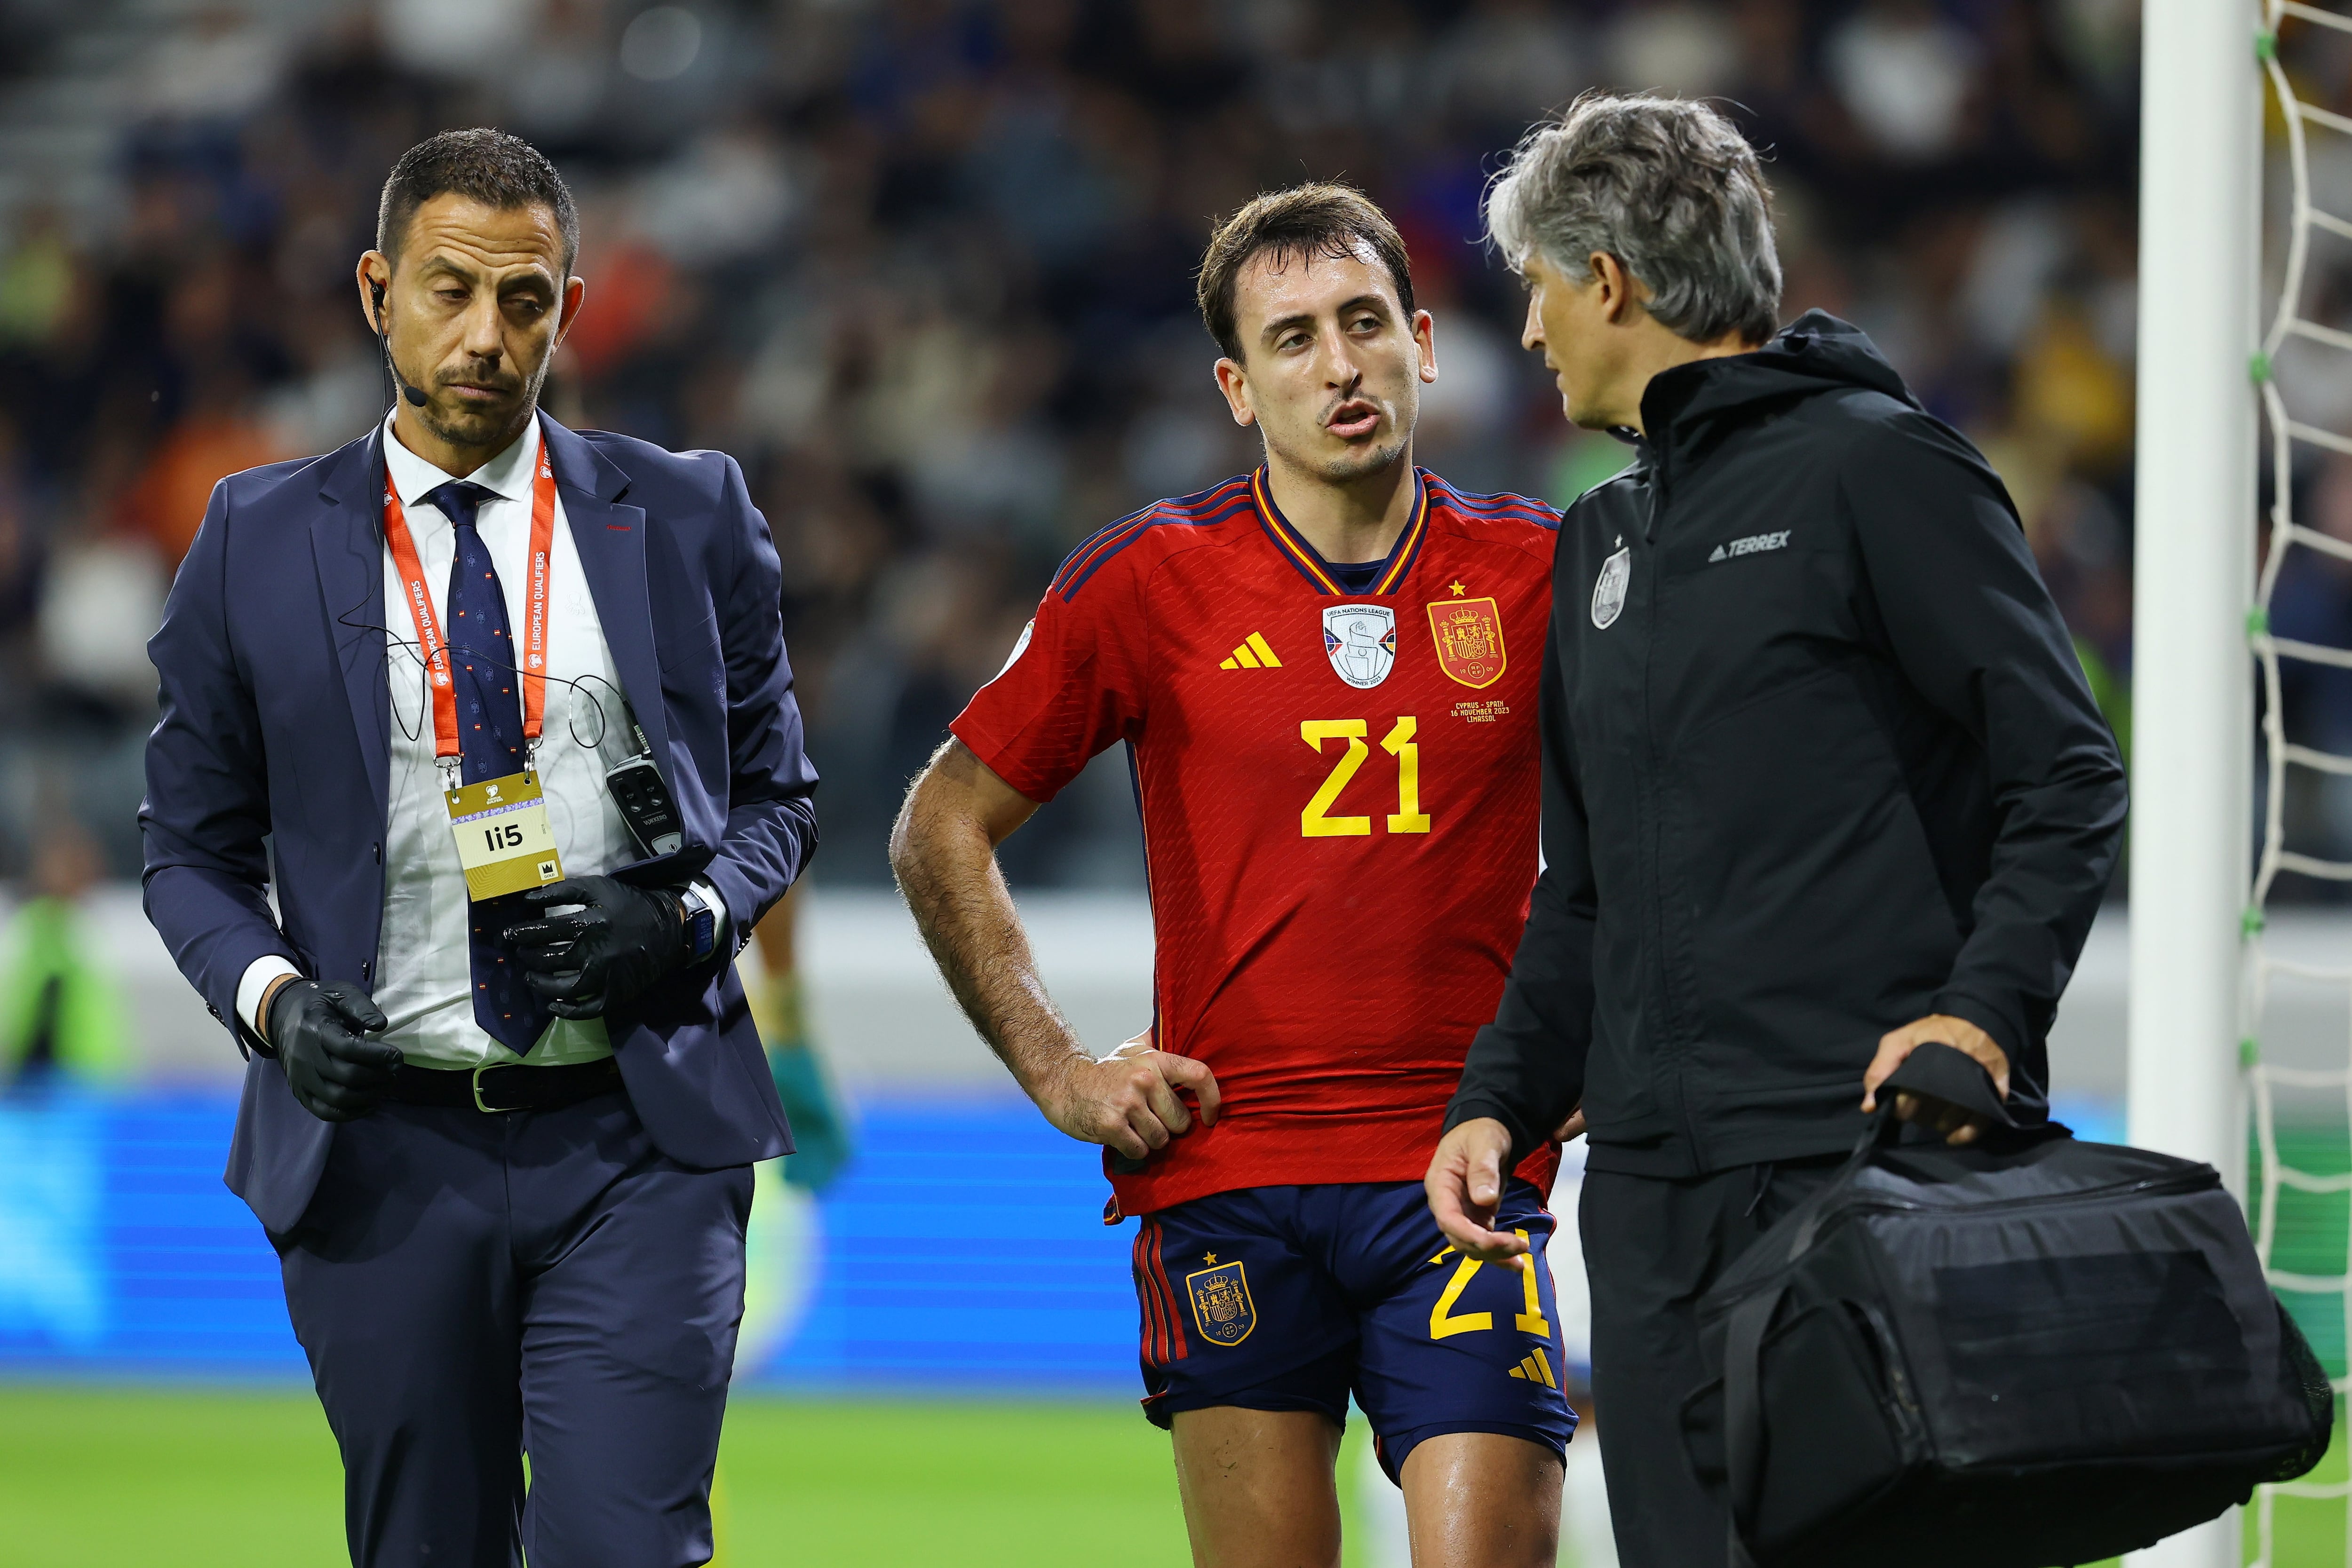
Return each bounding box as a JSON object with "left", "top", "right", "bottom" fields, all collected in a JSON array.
[{"left": 236, "top": 412, "right": 724, "bottom": 1068}]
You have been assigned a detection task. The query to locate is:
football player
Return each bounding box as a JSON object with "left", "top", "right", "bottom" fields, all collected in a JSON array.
[{"left": 892, "top": 185, "right": 1570, "bottom": 1568}]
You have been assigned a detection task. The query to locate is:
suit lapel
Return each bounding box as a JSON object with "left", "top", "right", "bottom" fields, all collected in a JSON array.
[
  {"left": 312, "top": 432, "right": 390, "bottom": 823},
  {"left": 542, "top": 419, "right": 667, "bottom": 770}
]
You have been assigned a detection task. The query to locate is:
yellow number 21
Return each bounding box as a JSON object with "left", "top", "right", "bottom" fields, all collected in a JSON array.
[
  {"left": 1299, "top": 721, "right": 1370, "bottom": 837},
  {"left": 1381, "top": 716, "right": 1431, "bottom": 833},
  {"left": 1428, "top": 1233, "right": 1551, "bottom": 1340},
  {"left": 1300, "top": 717, "right": 1431, "bottom": 838}
]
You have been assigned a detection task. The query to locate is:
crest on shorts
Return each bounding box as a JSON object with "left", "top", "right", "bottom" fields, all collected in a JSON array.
[
  {"left": 1322, "top": 604, "right": 1397, "bottom": 689},
  {"left": 1591, "top": 546, "right": 1632, "bottom": 630},
  {"left": 1185, "top": 1259, "right": 1256, "bottom": 1346},
  {"left": 1427, "top": 597, "right": 1507, "bottom": 689}
]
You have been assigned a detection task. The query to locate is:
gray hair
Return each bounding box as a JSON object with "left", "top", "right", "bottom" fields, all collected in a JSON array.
[{"left": 1485, "top": 93, "right": 1782, "bottom": 346}]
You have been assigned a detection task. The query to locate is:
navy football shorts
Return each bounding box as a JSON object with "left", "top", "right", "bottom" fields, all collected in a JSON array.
[{"left": 1129, "top": 1179, "right": 1576, "bottom": 1484}]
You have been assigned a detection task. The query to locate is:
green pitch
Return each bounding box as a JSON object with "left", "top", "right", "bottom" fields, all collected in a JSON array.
[
  {"left": 0, "top": 1385, "right": 2322, "bottom": 1565},
  {"left": 0, "top": 1386, "right": 1382, "bottom": 1567}
]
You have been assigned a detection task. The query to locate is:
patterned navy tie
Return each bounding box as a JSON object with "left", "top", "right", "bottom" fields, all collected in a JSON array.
[{"left": 422, "top": 480, "right": 549, "bottom": 1054}]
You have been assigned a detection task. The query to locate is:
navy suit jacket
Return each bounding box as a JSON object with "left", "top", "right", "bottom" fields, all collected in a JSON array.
[{"left": 140, "top": 418, "right": 817, "bottom": 1234}]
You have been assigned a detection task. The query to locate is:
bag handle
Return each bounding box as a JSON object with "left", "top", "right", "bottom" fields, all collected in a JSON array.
[
  {"left": 1786, "top": 1040, "right": 2027, "bottom": 1259},
  {"left": 1878, "top": 1039, "right": 2018, "bottom": 1129}
]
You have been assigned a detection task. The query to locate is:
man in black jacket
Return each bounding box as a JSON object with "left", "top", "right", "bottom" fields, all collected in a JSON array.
[{"left": 1423, "top": 95, "right": 2128, "bottom": 1566}]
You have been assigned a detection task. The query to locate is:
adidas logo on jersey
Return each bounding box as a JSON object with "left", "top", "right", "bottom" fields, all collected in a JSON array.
[
  {"left": 1506, "top": 1346, "right": 1560, "bottom": 1388},
  {"left": 1220, "top": 633, "right": 1283, "bottom": 670},
  {"left": 1707, "top": 530, "right": 1792, "bottom": 563}
]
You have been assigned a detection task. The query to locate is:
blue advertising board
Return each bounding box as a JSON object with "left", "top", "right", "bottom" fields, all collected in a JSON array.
[
  {"left": 0, "top": 1088, "right": 2130, "bottom": 1389},
  {"left": 0, "top": 1089, "right": 1140, "bottom": 1391}
]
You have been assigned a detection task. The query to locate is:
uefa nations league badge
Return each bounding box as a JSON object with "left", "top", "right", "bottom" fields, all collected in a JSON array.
[
  {"left": 1591, "top": 546, "right": 1632, "bottom": 629},
  {"left": 1323, "top": 604, "right": 1398, "bottom": 688}
]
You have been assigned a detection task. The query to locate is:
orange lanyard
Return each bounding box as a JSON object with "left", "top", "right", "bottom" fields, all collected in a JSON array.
[{"left": 381, "top": 428, "right": 558, "bottom": 770}]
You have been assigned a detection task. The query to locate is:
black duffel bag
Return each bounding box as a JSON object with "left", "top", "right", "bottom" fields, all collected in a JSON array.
[{"left": 1679, "top": 1042, "right": 2333, "bottom": 1568}]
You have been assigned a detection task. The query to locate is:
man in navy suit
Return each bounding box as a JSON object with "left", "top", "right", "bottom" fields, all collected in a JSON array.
[{"left": 140, "top": 129, "right": 816, "bottom": 1567}]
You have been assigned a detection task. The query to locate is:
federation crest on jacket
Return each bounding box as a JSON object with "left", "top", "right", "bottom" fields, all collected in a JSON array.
[
  {"left": 1591, "top": 545, "right": 1631, "bottom": 629},
  {"left": 1323, "top": 604, "right": 1397, "bottom": 688},
  {"left": 1185, "top": 1257, "right": 1256, "bottom": 1346},
  {"left": 1427, "top": 596, "right": 1507, "bottom": 688}
]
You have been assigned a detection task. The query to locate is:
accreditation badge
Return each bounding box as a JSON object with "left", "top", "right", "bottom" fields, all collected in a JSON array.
[{"left": 445, "top": 770, "right": 563, "bottom": 901}]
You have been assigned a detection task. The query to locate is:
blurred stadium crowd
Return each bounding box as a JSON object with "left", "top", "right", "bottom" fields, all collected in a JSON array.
[{"left": 0, "top": 0, "right": 2157, "bottom": 889}]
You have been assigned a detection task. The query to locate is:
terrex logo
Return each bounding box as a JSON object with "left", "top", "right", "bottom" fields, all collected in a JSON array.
[{"left": 1707, "top": 531, "right": 1792, "bottom": 563}]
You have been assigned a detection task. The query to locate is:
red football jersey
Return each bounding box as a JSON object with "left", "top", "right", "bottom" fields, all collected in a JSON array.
[{"left": 952, "top": 467, "right": 1561, "bottom": 1215}]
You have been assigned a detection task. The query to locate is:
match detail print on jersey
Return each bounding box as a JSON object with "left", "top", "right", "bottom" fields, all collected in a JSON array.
[
  {"left": 1427, "top": 595, "right": 1506, "bottom": 688},
  {"left": 1591, "top": 546, "right": 1631, "bottom": 629},
  {"left": 1323, "top": 604, "right": 1397, "bottom": 688}
]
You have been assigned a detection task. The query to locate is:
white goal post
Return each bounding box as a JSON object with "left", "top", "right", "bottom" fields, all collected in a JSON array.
[{"left": 2127, "top": 1, "right": 2261, "bottom": 1565}]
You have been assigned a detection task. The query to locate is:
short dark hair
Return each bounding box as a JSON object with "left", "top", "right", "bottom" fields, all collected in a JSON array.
[
  {"left": 1196, "top": 183, "right": 1415, "bottom": 363},
  {"left": 376, "top": 128, "right": 580, "bottom": 278}
]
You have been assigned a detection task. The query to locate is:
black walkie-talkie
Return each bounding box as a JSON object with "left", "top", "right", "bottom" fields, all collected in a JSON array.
[{"left": 605, "top": 720, "right": 683, "bottom": 856}]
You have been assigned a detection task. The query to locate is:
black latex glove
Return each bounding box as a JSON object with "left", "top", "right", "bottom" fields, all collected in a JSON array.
[
  {"left": 266, "top": 979, "right": 403, "bottom": 1122},
  {"left": 502, "top": 876, "right": 686, "bottom": 1019}
]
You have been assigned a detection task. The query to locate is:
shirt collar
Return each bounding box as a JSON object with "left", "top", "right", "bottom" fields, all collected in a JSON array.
[
  {"left": 1251, "top": 466, "right": 1430, "bottom": 597},
  {"left": 379, "top": 410, "right": 542, "bottom": 512}
]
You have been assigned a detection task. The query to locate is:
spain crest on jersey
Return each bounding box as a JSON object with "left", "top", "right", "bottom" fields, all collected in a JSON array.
[
  {"left": 1323, "top": 604, "right": 1397, "bottom": 689},
  {"left": 1427, "top": 596, "right": 1507, "bottom": 689},
  {"left": 1185, "top": 1258, "right": 1256, "bottom": 1346}
]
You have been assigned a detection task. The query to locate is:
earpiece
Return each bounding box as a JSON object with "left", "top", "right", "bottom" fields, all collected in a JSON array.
[{"left": 371, "top": 278, "right": 429, "bottom": 408}]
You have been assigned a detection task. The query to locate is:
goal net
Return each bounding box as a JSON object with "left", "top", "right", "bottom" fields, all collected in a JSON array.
[{"left": 2250, "top": 3, "right": 2352, "bottom": 1560}]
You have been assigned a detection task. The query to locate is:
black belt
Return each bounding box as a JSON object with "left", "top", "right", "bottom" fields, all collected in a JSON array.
[{"left": 379, "top": 1057, "right": 624, "bottom": 1113}]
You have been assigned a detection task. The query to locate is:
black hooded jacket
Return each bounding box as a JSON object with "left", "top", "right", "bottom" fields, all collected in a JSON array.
[{"left": 1444, "top": 312, "right": 2128, "bottom": 1178}]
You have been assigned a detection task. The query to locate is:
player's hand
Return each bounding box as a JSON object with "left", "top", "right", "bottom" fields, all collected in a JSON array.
[
  {"left": 1424, "top": 1117, "right": 1529, "bottom": 1261},
  {"left": 1554, "top": 1106, "right": 1587, "bottom": 1142},
  {"left": 266, "top": 979, "right": 403, "bottom": 1122},
  {"left": 1861, "top": 1013, "right": 2010, "bottom": 1147},
  {"left": 1032, "top": 1031, "right": 1220, "bottom": 1161}
]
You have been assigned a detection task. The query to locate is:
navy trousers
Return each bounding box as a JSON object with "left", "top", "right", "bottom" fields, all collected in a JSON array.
[{"left": 274, "top": 1090, "right": 754, "bottom": 1568}]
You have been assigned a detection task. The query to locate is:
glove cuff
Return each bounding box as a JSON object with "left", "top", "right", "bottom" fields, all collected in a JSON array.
[{"left": 262, "top": 976, "right": 313, "bottom": 1057}]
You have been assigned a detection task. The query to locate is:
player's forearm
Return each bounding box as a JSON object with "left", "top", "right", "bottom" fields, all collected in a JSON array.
[{"left": 891, "top": 785, "right": 1088, "bottom": 1096}]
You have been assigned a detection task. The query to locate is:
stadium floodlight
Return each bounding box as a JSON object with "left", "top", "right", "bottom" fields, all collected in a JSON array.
[{"left": 2128, "top": 2, "right": 2262, "bottom": 1566}]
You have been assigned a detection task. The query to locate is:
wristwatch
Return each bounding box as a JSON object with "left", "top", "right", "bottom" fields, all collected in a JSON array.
[{"left": 676, "top": 885, "right": 717, "bottom": 964}]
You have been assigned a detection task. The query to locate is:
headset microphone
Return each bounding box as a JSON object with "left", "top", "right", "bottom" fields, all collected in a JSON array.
[{"left": 370, "top": 280, "right": 429, "bottom": 408}]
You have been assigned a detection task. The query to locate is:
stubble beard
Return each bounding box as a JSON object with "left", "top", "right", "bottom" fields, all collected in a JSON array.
[
  {"left": 1266, "top": 421, "right": 1412, "bottom": 489},
  {"left": 415, "top": 354, "right": 550, "bottom": 455}
]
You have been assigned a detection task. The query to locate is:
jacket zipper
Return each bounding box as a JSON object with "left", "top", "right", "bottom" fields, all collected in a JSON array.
[{"left": 1638, "top": 451, "right": 1706, "bottom": 1163}]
